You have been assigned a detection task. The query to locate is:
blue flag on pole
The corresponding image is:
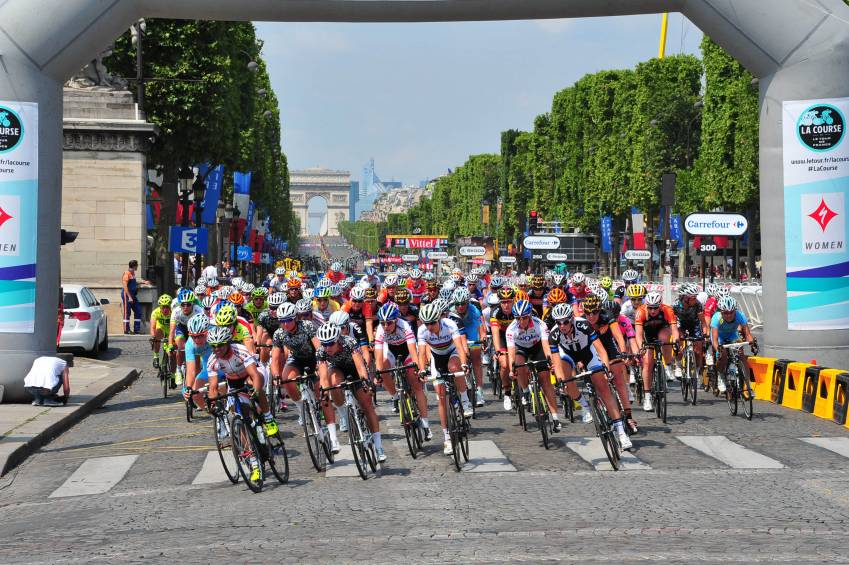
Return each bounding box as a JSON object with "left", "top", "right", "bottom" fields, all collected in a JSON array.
[
  {"left": 600, "top": 216, "right": 613, "bottom": 253},
  {"left": 244, "top": 201, "right": 255, "bottom": 243},
  {"left": 198, "top": 163, "right": 225, "bottom": 224},
  {"left": 669, "top": 213, "right": 684, "bottom": 249}
]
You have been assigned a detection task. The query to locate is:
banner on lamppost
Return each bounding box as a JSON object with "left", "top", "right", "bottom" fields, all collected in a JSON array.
[
  {"left": 233, "top": 171, "right": 251, "bottom": 218},
  {"left": 198, "top": 163, "right": 225, "bottom": 224},
  {"left": 600, "top": 216, "right": 613, "bottom": 253},
  {"left": 244, "top": 200, "right": 255, "bottom": 243},
  {"left": 669, "top": 213, "right": 684, "bottom": 249},
  {"left": 631, "top": 208, "right": 646, "bottom": 250}
]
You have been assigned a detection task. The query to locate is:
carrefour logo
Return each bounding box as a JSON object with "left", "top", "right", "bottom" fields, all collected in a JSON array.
[
  {"left": 0, "top": 106, "right": 23, "bottom": 153},
  {"left": 683, "top": 213, "right": 748, "bottom": 236},
  {"left": 797, "top": 104, "right": 845, "bottom": 152}
]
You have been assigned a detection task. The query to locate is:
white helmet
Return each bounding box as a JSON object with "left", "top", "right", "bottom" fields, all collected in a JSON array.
[
  {"left": 328, "top": 310, "right": 350, "bottom": 327},
  {"left": 276, "top": 302, "right": 298, "bottom": 319},
  {"left": 572, "top": 272, "right": 586, "bottom": 284},
  {"left": 645, "top": 291, "right": 663, "bottom": 307},
  {"left": 316, "top": 322, "right": 341, "bottom": 344}
]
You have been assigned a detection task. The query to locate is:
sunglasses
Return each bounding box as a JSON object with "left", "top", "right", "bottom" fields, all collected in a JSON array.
[
  {"left": 557, "top": 320, "right": 573, "bottom": 326},
  {"left": 280, "top": 317, "right": 295, "bottom": 323},
  {"left": 585, "top": 310, "right": 600, "bottom": 316},
  {"left": 189, "top": 332, "right": 207, "bottom": 338},
  {"left": 211, "top": 343, "right": 228, "bottom": 349},
  {"left": 518, "top": 315, "right": 531, "bottom": 321},
  {"left": 426, "top": 321, "right": 439, "bottom": 326},
  {"left": 647, "top": 306, "right": 660, "bottom": 311}
]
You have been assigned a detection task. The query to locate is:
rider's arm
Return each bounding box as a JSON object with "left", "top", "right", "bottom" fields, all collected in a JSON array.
[
  {"left": 635, "top": 323, "right": 644, "bottom": 351},
  {"left": 352, "top": 349, "right": 368, "bottom": 380},
  {"left": 609, "top": 322, "right": 627, "bottom": 354},
  {"left": 244, "top": 362, "right": 263, "bottom": 390},
  {"left": 592, "top": 337, "right": 611, "bottom": 367},
  {"left": 168, "top": 322, "right": 177, "bottom": 347},
  {"left": 452, "top": 335, "right": 468, "bottom": 366}
]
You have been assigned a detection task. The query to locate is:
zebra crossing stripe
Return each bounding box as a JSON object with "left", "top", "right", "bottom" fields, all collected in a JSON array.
[
  {"left": 49, "top": 455, "right": 139, "bottom": 498},
  {"left": 192, "top": 451, "right": 236, "bottom": 485},
  {"left": 563, "top": 437, "right": 651, "bottom": 471},
  {"left": 799, "top": 437, "right": 849, "bottom": 459},
  {"left": 676, "top": 436, "right": 784, "bottom": 469},
  {"left": 325, "top": 444, "right": 362, "bottom": 477},
  {"left": 462, "top": 440, "right": 516, "bottom": 472}
]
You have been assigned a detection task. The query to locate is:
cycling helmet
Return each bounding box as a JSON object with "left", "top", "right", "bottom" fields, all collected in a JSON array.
[
  {"left": 397, "top": 267, "right": 409, "bottom": 277},
  {"left": 600, "top": 276, "right": 613, "bottom": 290},
  {"left": 571, "top": 272, "right": 586, "bottom": 285},
  {"left": 187, "top": 313, "right": 210, "bottom": 335},
  {"left": 622, "top": 269, "right": 639, "bottom": 284},
  {"left": 626, "top": 284, "right": 647, "bottom": 299},
  {"left": 350, "top": 287, "right": 365, "bottom": 301},
  {"left": 277, "top": 302, "right": 298, "bottom": 320},
  {"left": 410, "top": 269, "right": 422, "bottom": 280},
  {"left": 207, "top": 325, "right": 232, "bottom": 346},
  {"left": 378, "top": 302, "right": 401, "bottom": 322},
  {"left": 364, "top": 287, "right": 378, "bottom": 300},
  {"left": 486, "top": 293, "right": 500, "bottom": 307},
  {"left": 214, "top": 304, "right": 238, "bottom": 326},
  {"left": 328, "top": 310, "right": 350, "bottom": 327},
  {"left": 316, "top": 323, "right": 341, "bottom": 345},
  {"left": 593, "top": 289, "right": 609, "bottom": 302},
  {"left": 397, "top": 277, "right": 409, "bottom": 288},
  {"left": 706, "top": 283, "right": 719, "bottom": 297},
  {"left": 547, "top": 288, "right": 567, "bottom": 304},
  {"left": 231, "top": 277, "right": 244, "bottom": 288},
  {"left": 452, "top": 287, "right": 471, "bottom": 304},
  {"left": 515, "top": 289, "right": 529, "bottom": 302},
  {"left": 318, "top": 277, "right": 332, "bottom": 288},
  {"left": 383, "top": 274, "right": 397, "bottom": 288},
  {"left": 467, "top": 273, "right": 479, "bottom": 283},
  {"left": 442, "top": 280, "right": 456, "bottom": 292},
  {"left": 193, "top": 284, "right": 206, "bottom": 296},
  {"left": 551, "top": 303, "right": 575, "bottom": 321},
  {"left": 718, "top": 295, "right": 737, "bottom": 312},
  {"left": 426, "top": 281, "right": 438, "bottom": 291},
  {"left": 438, "top": 287, "right": 454, "bottom": 301},
  {"left": 419, "top": 302, "right": 441, "bottom": 323},
  {"left": 365, "top": 266, "right": 377, "bottom": 276},
  {"left": 603, "top": 300, "right": 621, "bottom": 317},
  {"left": 582, "top": 295, "right": 602, "bottom": 314},
  {"left": 177, "top": 289, "right": 196, "bottom": 304},
  {"left": 158, "top": 294, "right": 173, "bottom": 307},
  {"left": 268, "top": 292, "right": 286, "bottom": 307},
  {"left": 716, "top": 287, "right": 730, "bottom": 298},
  {"left": 242, "top": 283, "right": 255, "bottom": 294},
  {"left": 451, "top": 273, "right": 463, "bottom": 284},
  {"left": 645, "top": 291, "right": 663, "bottom": 307},
  {"left": 275, "top": 267, "right": 286, "bottom": 276},
  {"left": 315, "top": 286, "right": 332, "bottom": 299},
  {"left": 214, "top": 288, "right": 230, "bottom": 301},
  {"left": 497, "top": 287, "right": 515, "bottom": 300},
  {"left": 201, "top": 295, "right": 216, "bottom": 310},
  {"left": 206, "top": 278, "right": 219, "bottom": 288},
  {"left": 330, "top": 261, "right": 342, "bottom": 272},
  {"left": 432, "top": 298, "right": 451, "bottom": 314},
  {"left": 287, "top": 278, "right": 302, "bottom": 291},
  {"left": 490, "top": 276, "right": 504, "bottom": 290},
  {"left": 197, "top": 276, "right": 208, "bottom": 286},
  {"left": 394, "top": 288, "right": 411, "bottom": 304},
  {"left": 511, "top": 299, "right": 533, "bottom": 317},
  {"left": 330, "top": 284, "right": 343, "bottom": 297},
  {"left": 295, "top": 298, "right": 312, "bottom": 314},
  {"left": 251, "top": 287, "right": 268, "bottom": 299},
  {"left": 680, "top": 283, "right": 699, "bottom": 296},
  {"left": 227, "top": 292, "right": 245, "bottom": 306},
  {"left": 551, "top": 273, "right": 565, "bottom": 286},
  {"left": 531, "top": 274, "right": 544, "bottom": 289}
]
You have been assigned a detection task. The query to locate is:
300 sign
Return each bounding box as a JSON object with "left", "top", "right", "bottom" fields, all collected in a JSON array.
[{"left": 698, "top": 243, "right": 718, "bottom": 255}]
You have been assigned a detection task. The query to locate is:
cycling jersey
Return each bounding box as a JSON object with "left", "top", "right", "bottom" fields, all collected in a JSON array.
[
  {"left": 398, "top": 304, "right": 419, "bottom": 328},
  {"left": 505, "top": 316, "right": 548, "bottom": 350},
  {"left": 549, "top": 318, "right": 602, "bottom": 369},
  {"left": 206, "top": 343, "right": 255, "bottom": 381},
  {"left": 527, "top": 289, "right": 546, "bottom": 317},
  {"left": 703, "top": 296, "right": 719, "bottom": 320},
  {"left": 673, "top": 299, "right": 704, "bottom": 337},
  {"left": 185, "top": 336, "right": 212, "bottom": 381},
  {"left": 326, "top": 270, "right": 345, "bottom": 284},
  {"left": 613, "top": 285, "right": 627, "bottom": 300},
  {"left": 244, "top": 301, "right": 266, "bottom": 323},
  {"left": 256, "top": 310, "right": 280, "bottom": 336},
  {"left": 344, "top": 322, "right": 369, "bottom": 348},
  {"left": 449, "top": 303, "right": 484, "bottom": 343},
  {"left": 151, "top": 307, "right": 171, "bottom": 330},
  {"left": 635, "top": 304, "right": 677, "bottom": 337},
  {"left": 417, "top": 318, "right": 461, "bottom": 356},
  {"left": 489, "top": 305, "right": 514, "bottom": 342},
  {"left": 342, "top": 301, "right": 367, "bottom": 330},
  {"left": 316, "top": 335, "right": 361, "bottom": 377},
  {"left": 620, "top": 299, "right": 638, "bottom": 322},
  {"left": 312, "top": 299, "right": 339, "bottom": 317},
  {"left": 272, "top": 320, "right": 317, "bottom": 361},
  {"left": 711, "top": 311, "right": 748, "bottom": 344},
  {"left": 407, "top": 279, "right": 427, "bottom": 304},
  {"left": 374, "top": 318, "right": 416, "bottom": 351},
  {"left": 617, "top": 315, "right": 636, "bottom": 340},
  {"left": 230, "top": 321, "right": 252, "bottom": 345},
  {"left": 568, "top": 285, "right": 589, "bottom": 302},
  {"left": 170, "top": 304, "right": 205, "bottom": 327},
  {"left": 590, "top": 310, "right": 620, "bottom": 358}
]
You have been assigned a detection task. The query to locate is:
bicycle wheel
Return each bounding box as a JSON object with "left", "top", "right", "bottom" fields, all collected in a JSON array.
[
  {"left": 446, "top": 399, "right": 462, "bottom": 472},
  {"left": 265, "top": 373, "right": 277, "bottom": 418},
  {"left": 185, "top": 397, "right": 194, "bottom": 422},
  {"left": 688, "top": 348, "right": 699, "bottom": 406},
  {"left": 466, "top": 374, "right": 477, "bottom": 419},
  {"left": 681, "top": 350, "right": 691, "bottom": 403},
  {"left": 401, "top": 394, "right": 419, "bottom": 459},
  {"left": 738, "top": 360, "right": 754, "bottom": 420},
  {"left": 513, "top": 385, "right": 527, "bottom": 431},
  {"left": 265, "top": 431, "right": 290, "bottom": 485},
  {"left": 348, "top": 405, "right": 369, "bottom": 480},
  {"left": 230, "top": 416, "right": 263, "bottom": 492},
  {"left": 214, "top": 413, "right": 239, "bottom": 484},
  {"left": 591, "top": 397, "right": 619, "bottom": 471},
  {"left": 160, "top": 366, "right": 168, "bottom": 398},
  {"left": 537, "top": 392, "right": 550, "bottom": 450},
  {"left": 302, "top": 404, "right": 324, "bottom": 472},
  {"left": 562, "top": 393, "right": 575, "bottom": 423},
  {"left": 457, "top": 402, "right": 470, "bottom": 463},
  {"left": 634, "top": 367, "right": 644, "bottom": 406},
  {"left": 726, "top": 375, "right": 738, "bottom": 415}
]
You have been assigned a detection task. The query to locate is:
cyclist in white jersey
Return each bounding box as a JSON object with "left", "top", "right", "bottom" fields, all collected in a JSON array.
[{"left": 415, "top": 302, "right": 470, "bottom": 456}]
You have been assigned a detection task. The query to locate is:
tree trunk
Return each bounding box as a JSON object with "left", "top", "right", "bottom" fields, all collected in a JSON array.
[{"left": 157, "top": 164, "right": 179, "bottom": 294}]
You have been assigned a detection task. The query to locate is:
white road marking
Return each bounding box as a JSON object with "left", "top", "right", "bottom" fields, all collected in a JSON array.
[
  {"left": 49, "top": 455, "right": 139, "bottom": 498},
  {"left": 325, "top": 444, "right": 363, "bottom": 477},
  {"left": 462, "top": 440, "right": 516, "bottom": 472},
  {"left": 676, "top": 436, "right": 784, "bottom": 469},
  {"left": 192, "top": 451, "right": 236, "bottom": 484},
  {"left": 800, "top": 437, "right": 849, "bottom": 459},
  {"left": 563, "top": 437, "right": 650, "bottom": 471}
]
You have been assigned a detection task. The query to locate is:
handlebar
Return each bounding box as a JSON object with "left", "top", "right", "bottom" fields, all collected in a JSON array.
[
  {"left": 722, "top": 342, "right": 749, "bottom": 350},
  {"left": 375, "top": 363, "right": 418, "bottom": 375},
  {"left": 513, "top": 359, "right": 550, "bottom": 370},
  {"left": 558, "top": 365, "right": 610, "bottom": 386}
]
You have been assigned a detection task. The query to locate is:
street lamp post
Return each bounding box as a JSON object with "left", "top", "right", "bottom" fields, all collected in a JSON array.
[
  {"left": 192, "top": 175, "right": 206, "bottom": 277},
  {"left": 178, "top": 166, "right": 194, "bottom": 288}
]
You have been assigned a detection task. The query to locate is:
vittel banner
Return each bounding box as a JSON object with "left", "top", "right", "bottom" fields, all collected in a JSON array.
[
  {"left": 783, "top": 98, "right": 849, "bottom": 330},
  {"left": 0, "top": 101, "right": 37, "bottom": 333}
]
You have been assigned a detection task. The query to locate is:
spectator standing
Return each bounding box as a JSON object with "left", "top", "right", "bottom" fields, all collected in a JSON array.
[
  {"left": 121, "top": 259, "right": 149, "bottom": 334},
  {"left": 24, "top": 356, "right": 70, "bottom": 406}
]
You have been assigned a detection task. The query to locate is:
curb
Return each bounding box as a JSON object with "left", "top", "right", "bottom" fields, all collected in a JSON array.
[{"left": 0, "top": 366, "right": 139, "bottom": 476}]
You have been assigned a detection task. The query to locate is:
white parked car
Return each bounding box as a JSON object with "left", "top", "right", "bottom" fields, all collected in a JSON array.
[{"left": 60, "top": 284, "right": 109, "bottom": 355}]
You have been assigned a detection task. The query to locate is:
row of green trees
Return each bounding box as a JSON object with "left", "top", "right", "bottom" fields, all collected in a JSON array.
[
  {"left": 347, "top": 37, "right": 759, "bottom": 257},
  {"left": 108, "top": 19, "right": 298, "bottom": 287}
]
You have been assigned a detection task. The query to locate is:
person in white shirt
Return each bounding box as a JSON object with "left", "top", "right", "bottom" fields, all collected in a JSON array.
[{"left": 24, "top": 356, "right": 70, "bottom": 406}]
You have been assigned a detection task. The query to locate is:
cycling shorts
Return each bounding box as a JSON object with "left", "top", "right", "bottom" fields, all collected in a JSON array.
[
  {"left": 286, "top": 355, "right": 317, "bottom": 373},
  {"left": 174, "top": 323, "right": 189, "bottom": 339},
  {"left": 515, "top": 341, "right": 545, "bottom": 363},
  {"left": 429, "top": 350, "right": 460, "bottom": 381},
  {"left": 679, "top": 322, "right": 703, "bottom": 339},
  {"left": 386, "top": 343, "right": 414, "bottom": 367}
]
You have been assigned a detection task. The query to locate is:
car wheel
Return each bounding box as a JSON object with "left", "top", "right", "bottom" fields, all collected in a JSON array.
[
  {"left": 99, "top": 329, "right": 109, "bottom": 353},
  {"left": 87, "top": 328, "right": 99, "bottom": 355}
]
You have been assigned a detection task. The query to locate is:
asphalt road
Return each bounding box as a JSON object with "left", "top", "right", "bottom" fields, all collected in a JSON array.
[{"left": 1, "top": 335, "right": 849, "bottom": 563}]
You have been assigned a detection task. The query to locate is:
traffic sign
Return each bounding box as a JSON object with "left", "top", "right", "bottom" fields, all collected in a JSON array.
[
  {"left": 459, "top": 246, "right": 486, "bottom": 257},
  {"left": 428, "top": 251, "right": 448, "bottom": 259},
  {"left": 498, "top": 256, "right": 516, "bottom": 264},
  {"left": 402, "top": 254, "right": 419, "bottom": 262},
  {"left": 684, "top": 213, "right": 748, "bottom": 236},
  {"left": 168, "top": 226, "right": 208, "bottom": 254},
  {"left": 625, "top": 250, "right": 651, "bottom": 260},
  {"left": 546, "top": 253, "right": 568, "bottom": 262},
  {"left": 523, "top": 235, "right": 560, "bottom": 250}
]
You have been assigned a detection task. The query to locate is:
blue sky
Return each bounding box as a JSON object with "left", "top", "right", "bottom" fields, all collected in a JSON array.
[{"left": 256, "top": 13, "right": 702, "bottom": 186}]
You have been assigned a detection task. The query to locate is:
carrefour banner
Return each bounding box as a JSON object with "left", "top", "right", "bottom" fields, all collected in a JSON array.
[
  {"left": 783, "top": 97, "right": 849, "bottom": 330},
  {"left": 0, "top": 101, "right": 37, "bottom": 333}
]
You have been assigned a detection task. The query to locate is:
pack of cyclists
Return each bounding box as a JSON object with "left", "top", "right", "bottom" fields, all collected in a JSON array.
[{"left": 151, "top": 259, "right": 758, "bottom": 475}]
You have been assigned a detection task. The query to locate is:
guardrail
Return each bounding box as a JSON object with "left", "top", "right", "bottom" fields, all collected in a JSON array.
[{"left": 642, "top": 280, "right": 763, "bottom": 330}]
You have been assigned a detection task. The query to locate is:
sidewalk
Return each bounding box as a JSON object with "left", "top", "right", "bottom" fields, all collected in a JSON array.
[{"left": 0, "top": 357, "right": 138, "bottom": 476}]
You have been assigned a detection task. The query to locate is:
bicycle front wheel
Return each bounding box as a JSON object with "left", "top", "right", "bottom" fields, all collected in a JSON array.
[
  {"left": 302, "top": 404, "right": 324, "bottom": 472},
  {"left": 230, "top": 416, "right": 263, "bottom": 492},
  {"left": 214, "top": 414, "right": 239, "bottom": 484},
  {"left": 348, "top": 405, "right": 369, "bottom": 480},
  {"left": 726, "top": 376, "right": 738, "bottom": 415},
  {"left": 688, "top": 348, "right": 699, "bottom": 406},
  {"left": 401, "top": 394, "right": 419, "bottom": 459},
  {"left": 591, "top": 398, "right": 619, "bottom": 471},
  {"left": 446, "top": 399, "right": 462, "bottom": 471},
  {"left": 160, "top": 367, "right": 169, "bottom": 398},
  {"left": 266, "top": 431, "right": 290, "bottom": 485},
  {"left": 738, "top": 359, "right": 754, "bottom": 420}
]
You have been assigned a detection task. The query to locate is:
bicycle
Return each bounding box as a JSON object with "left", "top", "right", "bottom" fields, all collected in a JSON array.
[
  {"left": 376, "top": 363, "right": 423, "bottom": 459},
  {"left": 562, "top": 365, "right": 622, "bottom": 470},
  {"left": 281, "top": 368, "right": 334, "bottom": 472},
  {"left": 321, "top": 379, "right": 378, "bottom": 480},
  {"left": 422, "top": 370, "right": 471, "bottom": 472},
  {"left": 149, "top": 338, "right": 174, "bottom": 398},
  {"left": 185, "top": 385, "right": 208, "bottom": 423},
  {"left": 510, "top": 377, "right": 527, "bottom": 431},
  {"left": 208, "top": 396, "right": 239, "bottom": 484},
  {"left": 514, "top": 358, "right": 554, "bottom": 450},
  {"left": 466, "top": 340, "right": 485, "bottom": 418},
  {"left": 721, "top": 342, "right": 754, "bottom": 420},
  {"left": 213, "top": 386, "right": 289, "bottom": 493},
  {"left": 256, "top": 344, "right": 276, "bottom": 415},
  {"left": 631, "top": 363, "right": 644, "bottom": 406},
  {"left": 642, "top": 341, "right": 669, "bottom": 423},
  {"left": 680, "top": 337, "right": 704, "bottom": 406},
  {"left": 485, "top": 338, "right": 503, "bottom": 399}
]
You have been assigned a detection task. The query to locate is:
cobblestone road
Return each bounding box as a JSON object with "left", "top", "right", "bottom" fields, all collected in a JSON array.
[{"left": 1, "top": 336, "right": 849, "bottom": 563}]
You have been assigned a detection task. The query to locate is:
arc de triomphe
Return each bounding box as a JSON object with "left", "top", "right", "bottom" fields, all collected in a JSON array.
[{"left": 289, "top": 168, "right": 350, "bottom": 237}]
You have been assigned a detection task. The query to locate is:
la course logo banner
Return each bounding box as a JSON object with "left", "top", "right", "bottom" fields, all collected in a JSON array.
[
  {"left": 796, "top": 104, "right": 844, "bottom": 152},
  {"left": 0, "top": 106, "right": 23, "bottom": 153}
]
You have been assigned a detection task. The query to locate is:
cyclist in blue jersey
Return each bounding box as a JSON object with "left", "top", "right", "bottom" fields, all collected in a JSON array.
[
  {"left": 710, "top": 296, "right": 758, "bottom": 389},
  {"left": 449, "top": 287, "right": 486, "bottom": 407},
  {"left": 183, "top": 314, "right": 219, "bottom": 411}
]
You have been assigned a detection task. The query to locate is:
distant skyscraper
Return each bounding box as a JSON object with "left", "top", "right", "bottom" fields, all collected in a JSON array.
[{"left": 349, "top": 181, "right": 359, "bottom": 220}]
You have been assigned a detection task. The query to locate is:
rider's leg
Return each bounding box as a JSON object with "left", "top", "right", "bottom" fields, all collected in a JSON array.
[
  {"left": 612, "top": 363, "right": 631, "bottom": 414},
  {"left": 471, "top": 347, "right": 483, "bottom": 388},
  {"left": 405, "top": 366, "right": 429, "bottom": 424},
  {"left": 592, "top": 370, "right": 622, "bottom": 421},
  {"left": 540, "top": 371, "right": 559, "bottom": 416}
]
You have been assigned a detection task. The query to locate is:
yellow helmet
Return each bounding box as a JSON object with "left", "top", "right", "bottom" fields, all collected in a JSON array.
[
  {"left": 626, "top": 283, "right": 647, "bottom": 299},
  {"left": 215, "top": 304, "right": 238, "bottom": 326}
]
